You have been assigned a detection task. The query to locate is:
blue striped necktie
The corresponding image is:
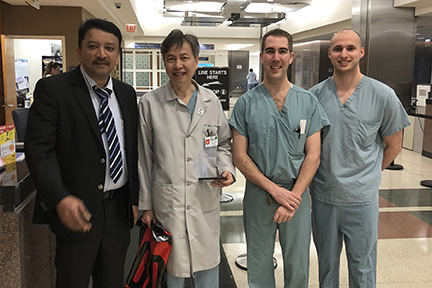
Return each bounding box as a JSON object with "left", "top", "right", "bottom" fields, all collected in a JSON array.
[{"left": 93, "top": 86, "right": 123, "bottom": 183}]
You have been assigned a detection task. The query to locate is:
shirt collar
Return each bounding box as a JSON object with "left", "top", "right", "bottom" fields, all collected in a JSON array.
[
  {"left": 166, "top": 79, "right": 204, "bottom": 102},
  {"left": 80, "top": 65, "right": 113, "bottom": 93}
]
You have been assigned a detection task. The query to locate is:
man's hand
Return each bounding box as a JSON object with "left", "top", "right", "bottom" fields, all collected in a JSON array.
[
  {"left": 273, "top": 205, "right": 296, "bottom": 223},
  {"left": 211, "top": 171, "right": 234, "bottom": 187},
  {"left": 141, "top": 209, "right": 155, "bottom": 227},
  {"left": 271, "top": 186, "right": 302, "bottom": 211},
  {"left": 56, "top": 195, "right": 92, "bottom": 233},
  {"left": 132, "top": 205, "right": 139, "bottom": 225}
]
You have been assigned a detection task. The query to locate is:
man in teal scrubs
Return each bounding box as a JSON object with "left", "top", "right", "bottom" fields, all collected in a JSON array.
[
  {"left": 309, "top": 29, "right": 411, "bottom": 287},
  {"left": 229, "top": 28, "right": 330, "bottom": 288}
]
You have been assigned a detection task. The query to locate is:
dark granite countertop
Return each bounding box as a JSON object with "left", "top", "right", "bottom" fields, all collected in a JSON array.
[
  {"left": 407, "top": 112, "right": 432, "bottom": 120},
  {"left": 0, "top": 157, "right": 35, "bottom": 213},
  {"left": 407, "top": 105, "right": 432, "bottom": 120}
]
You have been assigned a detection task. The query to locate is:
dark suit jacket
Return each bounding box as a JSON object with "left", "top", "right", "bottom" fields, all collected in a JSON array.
[{"left": 25, "top": 66, "right": 139, "bottom": 239}]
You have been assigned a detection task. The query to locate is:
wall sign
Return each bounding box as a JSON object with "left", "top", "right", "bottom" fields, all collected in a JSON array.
[
  {"left": 194, "top": 67, "right": 230, "bottom": 110},
  {"left": 15, "top": 59, "right": 29, "bottom": 90},
  {"left": 134, "top": 43, "right": 161, "bottom": 49},
  {"left": 126, "top": 24, "right": 137, "bottom": 33},
  {"left": 134, "top": 43, "right": 214, "bottom": 50}
]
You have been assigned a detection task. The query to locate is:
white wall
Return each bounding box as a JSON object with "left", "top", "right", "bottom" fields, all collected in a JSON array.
[
  {"left": 14, "top": 39, "right": 62, "bottom": 93},
  {"left": 267, "top": 0, "right": 352, "bottom": 36},
  {"left": 214, "top": 50, "right": 229, "bottom": 67}
]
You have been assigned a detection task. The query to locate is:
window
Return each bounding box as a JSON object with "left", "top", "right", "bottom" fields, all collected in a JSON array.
[{"left": 122, "top": 49, "right": 169, "bottom": 94}]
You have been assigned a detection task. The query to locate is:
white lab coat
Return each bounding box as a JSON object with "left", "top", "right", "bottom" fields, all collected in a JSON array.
[{"left": 137, "top": 80, "right": 235, "bottom": 277}]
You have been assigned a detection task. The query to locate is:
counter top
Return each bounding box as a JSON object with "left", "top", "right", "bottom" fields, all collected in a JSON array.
[
  {"left": 407, "top": 106, "right": 432, "bottom": 120},
  {"left": 0, "top": 157, "right": 35, "bottom": 213},
  {"left": 407, "top": 112, "right": 432, "bottom": 120}
]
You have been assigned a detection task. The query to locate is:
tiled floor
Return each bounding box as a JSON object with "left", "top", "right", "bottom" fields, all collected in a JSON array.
[{"left": 220, "top": 149, "right": 432, "bottom": 287}]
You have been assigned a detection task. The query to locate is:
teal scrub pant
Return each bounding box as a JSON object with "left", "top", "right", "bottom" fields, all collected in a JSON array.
[
  {"left": 166, "top": 265, "right": 219, "bottom": 288},
  {"left": 244, "top": 183, "right": 311, "bottom": 288},
  {"left": 311, "top": 199, "right": 379, "bottom": 288}
]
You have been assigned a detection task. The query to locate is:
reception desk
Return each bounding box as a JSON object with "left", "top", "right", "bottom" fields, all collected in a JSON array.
[
  {"left": 422, "top": 99, "right": 432, "bottom": 159},
  {"left": 0, "top": 159, "right": 55, "bottom": 288},
  {"left": 407, "top": 99, "right": 432, "bottom": 188},
  {"left": 406, "top": 99, "right": 432, "bottom": 158}
]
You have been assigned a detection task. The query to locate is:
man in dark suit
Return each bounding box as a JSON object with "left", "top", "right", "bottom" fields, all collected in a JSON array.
[{"left": 25, "top": 18, "right": 139, "bottom": 288}]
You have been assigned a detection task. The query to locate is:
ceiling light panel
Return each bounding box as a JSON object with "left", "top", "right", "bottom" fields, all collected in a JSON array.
[
  {"left": 165, "top": 1, "right": 224, "bottom": 13},
  {"left": 165, "top": 0, "right": 312, "bottom": 28},
  {"left": 245, "top": 3, "right": 308, "bottom": 13}
]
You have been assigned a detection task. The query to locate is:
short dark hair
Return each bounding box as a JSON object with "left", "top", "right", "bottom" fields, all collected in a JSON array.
[
  {"left": 331, "top": 29, "right": 363, "bottom": 47},
  {"left": 78, "top": 18, "right": 122, "bottom": 49},
  {"left": 261, "top": 28, "right": 293, "bottom": 53},
  {"left": 161, "top": 29, "right": 199, "bottom": 59}
]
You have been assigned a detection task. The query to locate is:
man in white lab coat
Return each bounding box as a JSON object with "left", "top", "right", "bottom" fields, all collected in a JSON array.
[{"left": 137, "top": 29, "right": 235, "bottom": 288}]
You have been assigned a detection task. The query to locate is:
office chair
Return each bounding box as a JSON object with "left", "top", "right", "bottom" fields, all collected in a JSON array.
[{"left": 12, "top": 108, "right": 29, "bottom": 143}]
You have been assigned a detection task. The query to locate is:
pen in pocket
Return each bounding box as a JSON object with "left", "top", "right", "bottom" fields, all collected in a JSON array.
[{"left": 294, "top": 127, "right": 301, "bottom": 139}]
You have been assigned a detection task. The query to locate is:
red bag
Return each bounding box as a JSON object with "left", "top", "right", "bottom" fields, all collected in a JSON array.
[{"left": 125, "top": 221, "right": 172, "bottom": 288}]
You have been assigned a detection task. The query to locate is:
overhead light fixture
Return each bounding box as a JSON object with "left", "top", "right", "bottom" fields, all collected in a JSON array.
[{"left": 25, "top": 0, "right": 40, "bottom": 10}]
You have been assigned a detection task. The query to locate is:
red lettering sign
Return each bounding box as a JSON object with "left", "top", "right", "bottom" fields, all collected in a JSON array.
[{"left": 126, "top": 24, "right": 136, "bottom": 33}]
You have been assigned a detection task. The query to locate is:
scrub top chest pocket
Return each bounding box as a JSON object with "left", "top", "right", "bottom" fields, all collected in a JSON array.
[
  {"left": 286, "top": 129, "right": 307, "bottom": 156},
  {"left": 282, "top": 118, "right": 307, "bottom": 156},
  {"left": 356, "top": 119, "right": 381, "bottom": 149}
]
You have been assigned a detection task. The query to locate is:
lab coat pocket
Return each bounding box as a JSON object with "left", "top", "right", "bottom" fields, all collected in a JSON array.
[
  {"left": 152, "top": 182, "right": 174, "bottom": 220},
  {"left": 200, "top": 183, "right": 219, "bottom": 213},
  {"left": 204, "top": 146, "right": 217, "bottom": 159},
  {"left": 356, "top": 120, "right": 380, "bottom": 149},
  {"left": 285, "top": 130, "right": 306, "bottom": 156}
]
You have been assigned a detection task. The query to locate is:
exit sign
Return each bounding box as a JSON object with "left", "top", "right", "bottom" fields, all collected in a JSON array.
[{"left": 126, "top": 24, "right": 136, "bottom": 33}]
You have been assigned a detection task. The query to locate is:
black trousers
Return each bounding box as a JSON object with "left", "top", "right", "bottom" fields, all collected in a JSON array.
[{"left": 54, "top": 189, "right": 130, "bottom": 288}]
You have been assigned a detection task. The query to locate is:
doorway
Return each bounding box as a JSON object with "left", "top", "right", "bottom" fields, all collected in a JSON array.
[{"left": 1, "top": 35, "right": 65, "bottom": 125}]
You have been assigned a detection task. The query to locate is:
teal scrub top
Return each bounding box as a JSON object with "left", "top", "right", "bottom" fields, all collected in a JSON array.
[
  {"left": 187, "top": 88, "right": 197, "bottom": 119},
  {"left": 309, "top": 76, "right": 411, "bottom": 205},
  {"left": 229, "top": 83, "right": 330, "bottom": 184}
]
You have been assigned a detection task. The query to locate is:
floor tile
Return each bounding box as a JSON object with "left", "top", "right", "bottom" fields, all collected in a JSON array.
[
  {"left": 380, "top": 189, "right": 432, "bottom": 207},
  {"left": 219, "top": 149, "right": 432, "bottom": 287},
  {"left": 378, "top": 211, "right": 432, "bottom": 239},
  {"left": 220, "top": 215, "right": 246, "bottom": 244},
  {"left": 410, "top": 211, "right": 432, "bottom": 226}
]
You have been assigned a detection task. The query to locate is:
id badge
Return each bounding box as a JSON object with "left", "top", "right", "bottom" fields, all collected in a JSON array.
[{"left": 205, "top": 135, "right": 218, "bottom": 148}]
